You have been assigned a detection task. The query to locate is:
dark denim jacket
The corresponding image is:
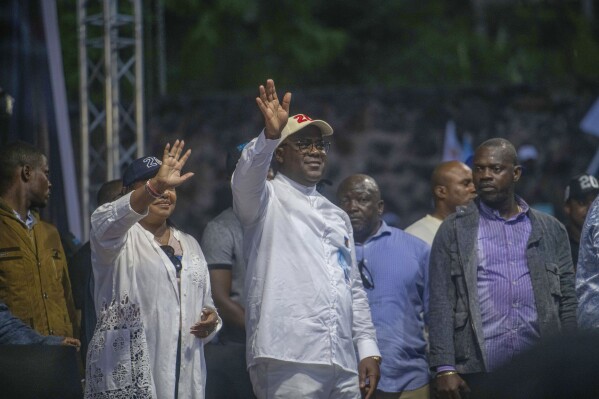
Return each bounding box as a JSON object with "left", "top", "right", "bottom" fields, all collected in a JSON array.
[
  {"left": 0, "top": 301, "right": 63, "bottom": 345},
  {"left": 428, "top": 200, "right": 577, "bottom": 374}
]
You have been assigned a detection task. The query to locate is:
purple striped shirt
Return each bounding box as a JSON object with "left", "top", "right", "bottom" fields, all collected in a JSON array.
[{"left": 477, "top": 197, "right": 540, "bottom": 371}]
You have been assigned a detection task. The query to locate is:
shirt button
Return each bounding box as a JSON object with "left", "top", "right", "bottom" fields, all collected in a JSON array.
[
  {"left": 43, "top": 292, "right": 48, "bottom": 299},
  {"left": 49, "top": 329, "right": 54, "bottom": 334}
]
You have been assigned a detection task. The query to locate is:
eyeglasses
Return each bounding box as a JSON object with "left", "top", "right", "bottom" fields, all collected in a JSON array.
[
  {"left": 286, "top": 139, "right": 331, "bottom": 153},
  {"left": 161, "top": 245, "right": 182, "bottom": 277},
  {"left": 358, "top": 259, "right": 374, "bottom": 290}
]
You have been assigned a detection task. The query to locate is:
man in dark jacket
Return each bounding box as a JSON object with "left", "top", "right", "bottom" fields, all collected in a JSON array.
[{"left": 429, "top": 138, "right": 577, "bottom": 399}]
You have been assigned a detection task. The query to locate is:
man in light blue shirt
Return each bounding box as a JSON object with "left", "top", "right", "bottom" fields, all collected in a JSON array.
[{"left": 337, "top": 174, "right": 430, "bottom": 399}]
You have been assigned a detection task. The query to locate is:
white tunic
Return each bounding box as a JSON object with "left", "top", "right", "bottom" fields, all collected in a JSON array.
[
  {"left": 85, "top": 192, "right": 220, "bottom": 399},
  {"left": 232, "top": 131, "right": 380, "bottom": 374}
]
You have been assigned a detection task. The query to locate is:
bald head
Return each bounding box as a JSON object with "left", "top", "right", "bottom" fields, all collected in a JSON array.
[
  {"left": 337, "top": 174, "right": 384, "bottom": 244},
  {"left": 431, "top": 161, "right": 476, "bottom": 220},
  {"left": 337, "top": 174, "right": 381, "bottom": 202}
]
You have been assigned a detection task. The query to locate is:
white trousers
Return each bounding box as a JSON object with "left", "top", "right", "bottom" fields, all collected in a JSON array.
[{"left": 249, "top": 359, "right": 361, "bottom": 399}]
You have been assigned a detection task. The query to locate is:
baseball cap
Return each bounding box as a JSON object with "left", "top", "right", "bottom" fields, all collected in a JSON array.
[
  {"left": 122, "top": 156, "right": 162, "bottom": 187},
  {"left": 279, "top": 114, "right": 333, "bottom": 145},
  {"left": 564, "top": 174, "right": 599, "bottom": 202}
]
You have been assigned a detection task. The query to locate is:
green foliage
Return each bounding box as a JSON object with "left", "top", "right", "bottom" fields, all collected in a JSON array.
[{"left": 57, "top": 0, "right": 599, "bottom": 97}]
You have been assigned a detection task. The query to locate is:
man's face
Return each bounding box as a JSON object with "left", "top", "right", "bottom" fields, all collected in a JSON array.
[
  {"left": 565, "top": 193, "right": 597, "bottom": 231},
  {"left": 337, "top": 178, "right": 383, "bottom": 243},
  {"left": 443, "top": 164, "right": 476, "bottom": 210},
  {"left": 29, "top": 155, "right": 51, "bottom": 209},
  {"left": 277, "top": 125, "right": 327, "bottom": 187},
  {"left": 473, "top": 146, "right": 521, "bottom": 208}
]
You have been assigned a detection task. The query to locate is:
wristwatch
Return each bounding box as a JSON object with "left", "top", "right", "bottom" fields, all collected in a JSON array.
[{"left": 369, "top": 356, "right": 382, "bottom": 365}]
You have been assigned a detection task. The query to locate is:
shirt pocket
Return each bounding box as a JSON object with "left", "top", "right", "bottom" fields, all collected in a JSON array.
[
  {"left": 43, "top": 248, "right": 64, "bottom": 281},
  {"left": 545, "top": 262, "right": 562, "bottom": 298},
  {"left": 87, "top": 328, "right": 133, "bottom": 392},
  {"left": 0, "top": 247, "right": 27, "bottom": 288}
]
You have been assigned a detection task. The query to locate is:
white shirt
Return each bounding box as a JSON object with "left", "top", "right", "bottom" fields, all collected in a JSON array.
[
  {"left": 404, "top": 214, "right": 442, "bottom": 246},
  {"left": 232, "top": 131, "right": 380, "bottom": 373},
  {"left": 86, "top": 192, "right": 220, "bottom": 399}
]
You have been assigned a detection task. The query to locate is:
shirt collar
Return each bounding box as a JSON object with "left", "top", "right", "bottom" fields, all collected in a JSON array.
[
  {"left": 276, "top": 173, "right": 318, "bottom": 196},
  {"left": 479, "top": 195, "right": 530, "bottom": 222},
  {"left": 12, "top": 209, "right": 37, "bottom": 229},
  {"left": 363, "top": 220, "right": 392, "bottom": 244}
]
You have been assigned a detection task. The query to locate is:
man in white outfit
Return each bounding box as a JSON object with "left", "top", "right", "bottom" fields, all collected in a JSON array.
[{"left": 232, "top": 79, "right": 381, "bottom": 399}]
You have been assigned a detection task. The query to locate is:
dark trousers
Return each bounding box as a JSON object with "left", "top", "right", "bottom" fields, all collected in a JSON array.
[{"left": 204, "top": 340, "right": 256, "bottom": 399}]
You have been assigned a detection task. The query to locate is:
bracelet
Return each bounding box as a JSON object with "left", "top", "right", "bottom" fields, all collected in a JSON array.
[
  {"left": 369, "top": 356, "right": 382, "bottom": 365},
  {"left": 436, "top": 371, "right": 458, "bottom": 378},
  {"left": 145, "top": 179, "right": 163, "bottom": 199}
]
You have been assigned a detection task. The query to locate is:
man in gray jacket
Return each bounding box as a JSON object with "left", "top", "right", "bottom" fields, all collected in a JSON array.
[{"left": 428, "top": 138, "right": 577, "bottom": 399}]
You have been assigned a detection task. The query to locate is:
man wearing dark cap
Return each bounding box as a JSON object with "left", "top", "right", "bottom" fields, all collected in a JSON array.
[
  {"left": 574, "top": 178, "right": 599, "bottom": 329},
  {"left": 563, "top": 174, "right": 599, "bottom": 269},
  {"left": 232, "top": 79, "right": 380, "bottom": 399}
]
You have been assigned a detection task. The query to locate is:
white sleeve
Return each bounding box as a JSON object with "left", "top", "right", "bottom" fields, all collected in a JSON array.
[
  {"left": 231, "top": 130, "right": 280, "bottom": 226},
  {"left": 346, "top": 220, "right": 381, "bottom": 360},
  {"left": 90, "top": 192, "right": 147, "bottom": 265}
]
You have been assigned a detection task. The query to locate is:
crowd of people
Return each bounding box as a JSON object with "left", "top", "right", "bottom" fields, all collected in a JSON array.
[{"left": 2, "top": 78, "right": 599, "bottom": 398}]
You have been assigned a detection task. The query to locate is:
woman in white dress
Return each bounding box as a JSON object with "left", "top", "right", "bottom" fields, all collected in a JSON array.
[{"left": 85, "top": 140, "right": 221, "bottom": 399}]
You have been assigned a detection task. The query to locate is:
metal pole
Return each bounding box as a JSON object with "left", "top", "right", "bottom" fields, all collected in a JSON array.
[
  {"left": 78, "top": 0, "right": 90, "bottom": 240},
  {"left": 134, "top": 0, "right": 145, "bottom": 157},
  {"left": 104, "top": 0, "right": 118, "bottom": 180}
]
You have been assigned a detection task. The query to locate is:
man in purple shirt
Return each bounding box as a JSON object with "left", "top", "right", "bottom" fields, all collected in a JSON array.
[{"left": 428, "top": 138, "right": 577, "bottom": 399}]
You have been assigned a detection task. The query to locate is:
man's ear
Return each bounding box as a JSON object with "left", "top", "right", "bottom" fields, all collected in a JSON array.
[
  {"left": 21, "top": 164, "right": 32, "bottom": 182},
  {"left": 275, "top": 147, "right": 285, "bottom": 164},
  {"left": 434, "top": 185, "right": 447, "bottom": 200},
  {"left": 513, "top": 165, "right": 522, "bottom": 183},
  {"left": 377, "top": 200, "right": 385, "bottom": 216}
]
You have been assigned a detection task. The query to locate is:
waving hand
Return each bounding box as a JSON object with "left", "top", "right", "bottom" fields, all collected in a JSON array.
[{"left": 255, "top": 79, "right": 292, "bottom": 140}]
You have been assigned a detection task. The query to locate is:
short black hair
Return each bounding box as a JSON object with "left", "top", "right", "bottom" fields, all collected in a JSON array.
[{"left": 0, "top": 141, "right": 45, "bottom": 195}]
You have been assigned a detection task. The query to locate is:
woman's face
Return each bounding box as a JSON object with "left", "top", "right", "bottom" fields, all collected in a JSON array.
[
  {"left": 130, "top": 180, "right": 177, "bottom": 224},
  {"left": 147, "top": 188, "right": 177, "bottom": 222}
]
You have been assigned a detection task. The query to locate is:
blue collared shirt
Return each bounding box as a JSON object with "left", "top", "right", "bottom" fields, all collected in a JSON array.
[
  {"left": 355, "top": 221, "right": 430, "bottom": 392},
  {"left": 12, "top": 209, "right": 36, "bottom": 230},
  {"left": 477, "top": 197, "right": 540, "bottom": 371}
]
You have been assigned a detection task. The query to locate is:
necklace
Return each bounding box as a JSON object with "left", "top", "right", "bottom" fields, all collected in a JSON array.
[{"left": 154, "top": 226, "right": 170, "bottom": 246}]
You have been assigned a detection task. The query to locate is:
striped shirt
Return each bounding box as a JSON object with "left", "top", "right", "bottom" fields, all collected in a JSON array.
[
  {"left": 477, "top": 197, "right": 540, "bottom": 371},
  {"left": 355, "top": 222, "right": 430, "bottom": 392}
]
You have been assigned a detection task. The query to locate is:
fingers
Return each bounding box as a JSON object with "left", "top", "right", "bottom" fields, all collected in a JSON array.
[
  {"left": 363, "top": 385, "right": 375, "bottom": 399},
  {"left": 281, "top": 92, "right": 292, "bottom": 113}
]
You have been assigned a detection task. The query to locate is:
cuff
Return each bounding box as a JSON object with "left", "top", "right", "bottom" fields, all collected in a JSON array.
[{"left": 357, "top": 338, "right": 381, "bottom": 361}]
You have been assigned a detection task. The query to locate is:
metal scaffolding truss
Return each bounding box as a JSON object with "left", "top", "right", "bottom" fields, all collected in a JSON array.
[{"left": 78, "top": 0, "right": 144, "bottom": 239}]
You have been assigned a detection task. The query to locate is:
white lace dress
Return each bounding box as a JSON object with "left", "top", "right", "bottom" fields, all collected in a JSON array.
[{"left": 85, "top": 192, "right": 220, "bottom": 399}]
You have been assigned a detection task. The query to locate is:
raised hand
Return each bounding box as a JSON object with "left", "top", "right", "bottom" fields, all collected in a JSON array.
[
  {"left": 255, "top": 79, "right": 292, "bottom": 140},
  {"left": 152, "top": 139, "right": 195, "bottom": 192}
]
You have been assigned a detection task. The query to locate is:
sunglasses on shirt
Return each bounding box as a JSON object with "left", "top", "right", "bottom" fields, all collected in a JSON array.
[
  {"left": 358, "top": 259, "right": 374, "bottom": 290},
  {"left": 160, "top": 245, "right": 182, "bottom": 277}
]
